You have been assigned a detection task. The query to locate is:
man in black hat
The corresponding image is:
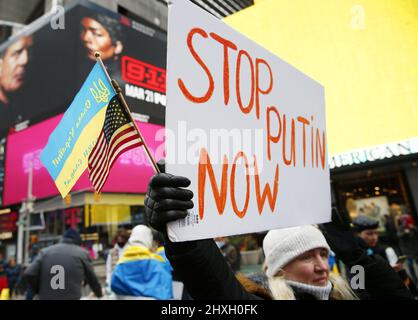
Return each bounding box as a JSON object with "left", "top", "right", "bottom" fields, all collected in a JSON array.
[
  {"left": 353, "top": 215, "right": 418, "bottom": 296},
  {"left": 353, "top": 215, "right": 401, "bottom": 270},
  {"left": 24, "top": 228, "right": 103, "bottom": 300}
]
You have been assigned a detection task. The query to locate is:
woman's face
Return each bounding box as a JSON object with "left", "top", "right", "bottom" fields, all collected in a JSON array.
[
  {"left": 281, "top": 248, "right": 330, "bottom": 286},
  {"left": 80, "top": 17, "right": 118, "bottom": 60}
]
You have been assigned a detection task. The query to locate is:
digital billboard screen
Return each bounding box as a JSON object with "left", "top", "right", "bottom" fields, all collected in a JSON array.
[
  {"left": 0, "top": 3, "right": 167, "bottom": 133},
  {"left": 4, "top": 113, "right": 164, "bottom": 205},
  {"left": 0, "top": 2, "right": 167, "bottom": 205}
]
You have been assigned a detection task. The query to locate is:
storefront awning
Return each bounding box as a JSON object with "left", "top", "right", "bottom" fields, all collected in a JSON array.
[
  {"left": 329, "top": 138, "right": 418, "bottom": 169},
  {"left": 32, "top": 191, "right": 145, "bottom": 213}
]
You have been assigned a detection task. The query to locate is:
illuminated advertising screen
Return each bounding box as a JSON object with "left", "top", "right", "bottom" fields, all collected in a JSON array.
[
  {"left": 0, "top": 2, "right": 167, "bottom": 205},
  {"left": 0, "top": 3, "right": 166, "bottom": 133},
  {"left": 4, "top": 114, "right": 164, "bottom": 205}
]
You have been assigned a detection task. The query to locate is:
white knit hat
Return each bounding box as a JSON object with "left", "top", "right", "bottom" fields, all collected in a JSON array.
[
  {"left": 128, "top": 225, "right": 153, "bottom": 249},
  {"left": 263, "top": 225, "right": 330, "bottom": 277}
]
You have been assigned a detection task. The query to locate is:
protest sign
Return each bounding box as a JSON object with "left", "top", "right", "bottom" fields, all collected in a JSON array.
[{"left": 166, "top": 0, "right": 331, "bottom": 241}]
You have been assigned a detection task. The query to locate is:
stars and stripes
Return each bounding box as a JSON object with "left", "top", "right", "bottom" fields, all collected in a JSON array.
[{"left": 88, "top": 95, "right": 143, "bottom": 192}]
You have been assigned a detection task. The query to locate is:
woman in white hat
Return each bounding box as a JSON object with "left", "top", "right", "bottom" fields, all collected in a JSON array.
[{"left": 261, "top": 225, "right": 355, "bottom": 300}]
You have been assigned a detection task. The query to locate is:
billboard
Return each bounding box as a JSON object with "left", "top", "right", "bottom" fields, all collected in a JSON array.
[
  {"left": 0, "top": 2, "right": 167, "bottom": 205},
  {"left": 224, "top": 0, "right": 418, "bottom": 156},
  {"left": 0, "top": 3, "right": 166, "bottom": 134},
  {"left": 4, "top": 113, "right": 164, "bottom": 205}
]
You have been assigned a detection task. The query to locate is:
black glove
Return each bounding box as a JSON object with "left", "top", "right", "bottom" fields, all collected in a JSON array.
[
  {"left": 320, "top": 207, "right": 366, "bottom": 266},
  {"left": 144, "top": 160, "right": 194, "bottom": 233}
]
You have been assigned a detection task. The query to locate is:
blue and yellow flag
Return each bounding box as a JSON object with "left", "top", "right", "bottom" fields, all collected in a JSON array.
[
  {"left": 41, "top": 62, "right": 116, "bottom": 197},
  {"left": 111, "top": 246, "right": 173, "bottom": 299}
]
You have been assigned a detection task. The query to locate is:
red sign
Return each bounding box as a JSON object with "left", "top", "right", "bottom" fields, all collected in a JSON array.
[
  {"left": 65, "top": 208, "right": 83, "bottom": 229},
  {"left": 0, "top": 212, "right": 18, "bottom": 232},
  {"left": 122, "top": 56, "right": 166, "bottom": 93},
  {"left": 4, "top": 114, "right": 165, "bottom": 206}
]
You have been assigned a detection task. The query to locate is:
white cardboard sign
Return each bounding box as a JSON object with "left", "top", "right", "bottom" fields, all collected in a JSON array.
[{"left": 166, "top": 0, "right": 331, "bottom": 242}]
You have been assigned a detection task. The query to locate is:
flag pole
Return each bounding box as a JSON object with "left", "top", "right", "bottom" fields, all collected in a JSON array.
[
  {"left": 95, "top": 52, "right": 161, "bottom": 174},
  {"left": 95, "top": 52, "right": 113, "bottom": 88}
]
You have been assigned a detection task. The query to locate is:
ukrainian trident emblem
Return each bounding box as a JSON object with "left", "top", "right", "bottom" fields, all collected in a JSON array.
[{"left": 90, "top": 78, "right": 111, "bottom": 103}]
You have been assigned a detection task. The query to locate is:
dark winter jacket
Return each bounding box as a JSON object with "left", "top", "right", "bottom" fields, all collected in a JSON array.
[
  {"left": 24, "top": 238, "right": 103, "bottom": 300},
  {"left": 220, "top": 243, "right": 241, "bottom": 273},
  {"left": 6, "top": 264, "right": 22, "bottom": 287},
  {"left": 165, "top": 238, "right": 414, "bottom": 300}
]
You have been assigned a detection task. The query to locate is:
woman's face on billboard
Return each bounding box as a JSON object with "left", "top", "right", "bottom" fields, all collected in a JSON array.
[{"left": 80, "top": 17, "right": 122, "bottom": 60}]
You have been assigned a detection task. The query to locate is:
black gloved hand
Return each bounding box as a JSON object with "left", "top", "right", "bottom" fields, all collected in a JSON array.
[
  {"left": 320, "top": 207, "right": 365, "bottom": 266},
  {"left": 144, "top": 160, "right": 194, "bottom": 233}
]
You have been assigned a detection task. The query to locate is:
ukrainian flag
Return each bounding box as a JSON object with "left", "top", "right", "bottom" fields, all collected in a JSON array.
[
  {"left": 41, "top": 62, "right": 115, "bottom": 198},
  {"left": 111, "top": 245, "right": 173, "bottom": 300}
]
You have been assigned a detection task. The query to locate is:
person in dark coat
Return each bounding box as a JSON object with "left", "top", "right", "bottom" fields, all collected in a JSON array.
[
  {"left": 384, "top": 214, "right": 401, "bottom": 254},
  {"left": 23, "top": 228, "right": 103, "bottom": 300},
  {"left": 352, "top": 215, "right": 418, "bottom": 297},
  {"left": 0, "top": 252, "right": 8, "bottom": 295},
  {"left": 24, "top": 244, "right": 40, "bottom": 300},
  {"left": 144, "top": 163, "right": 414, "bottom": 300},
  {"left": 398, "top": 213, "right": 418, "bottom": 284},
  {"left": 5, "top": 258, "right": 21, "bottom": 298}
]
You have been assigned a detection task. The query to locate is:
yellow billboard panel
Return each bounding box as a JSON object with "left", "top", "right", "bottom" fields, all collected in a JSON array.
[{"left": 225, "top": 0, "right": 418, "bottom": 155}]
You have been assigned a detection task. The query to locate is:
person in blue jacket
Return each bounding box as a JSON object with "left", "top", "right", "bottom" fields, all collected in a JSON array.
[{"left": 111, "top": 225, "right": 173, "bottom": 299}]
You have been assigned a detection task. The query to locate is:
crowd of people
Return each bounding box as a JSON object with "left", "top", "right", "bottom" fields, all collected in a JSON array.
[
  {"left": 1, "top": 163, "right": 418, "bottom": 300},
  {"left": 1, "top": 214, "right": 417, "bottom": 300},
  {"left": 141, "top": 161, "right": 418, "bottom": 300},
  {"left": 12, "top": 226, "right": 175, "bottom": 300},
  {"left": 0, "top": 225, "right": 175, "bottom": 300}
]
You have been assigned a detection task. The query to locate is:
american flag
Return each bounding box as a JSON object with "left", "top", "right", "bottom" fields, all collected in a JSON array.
[{"left": 88, "top": 95, "right": 143, "bottom": 192}]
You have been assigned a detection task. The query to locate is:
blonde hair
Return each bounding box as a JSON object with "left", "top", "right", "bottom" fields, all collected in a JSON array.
[{"left": 267, "top": 273, "right": 358, "bottom": 300}]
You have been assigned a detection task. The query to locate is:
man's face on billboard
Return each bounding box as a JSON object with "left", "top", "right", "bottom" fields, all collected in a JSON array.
[
  {"left": 0, "top": 36, "right": 33, "bottom": 100},
  {"left": 80, "top": 17, "right": 122, "bottom": 61}
]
